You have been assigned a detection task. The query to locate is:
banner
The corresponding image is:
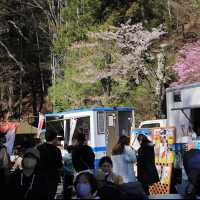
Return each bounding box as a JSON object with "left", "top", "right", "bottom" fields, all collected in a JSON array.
[
  {"left": 0, "top": 121, "right": 18, "bottom": 133},
  {"left": 36, "top": 113, "right": 45, "bottom": 139},
  {"left": 0, "top": 121, "right": 19, "bottom": 155},
  {"left": 5, "top": 128, "right": 16, "bottom": 155}
]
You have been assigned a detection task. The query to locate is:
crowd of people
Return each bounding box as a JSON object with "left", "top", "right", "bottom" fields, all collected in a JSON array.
[
  {"left": 0, "top": 127, "right": 158, "bottom": 200},
  {"left": 0, "top": 126, "right": 199, "bottom": 199}
]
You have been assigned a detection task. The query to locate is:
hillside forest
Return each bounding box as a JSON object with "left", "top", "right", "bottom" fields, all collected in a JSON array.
[{"left": 0, "top": 0, "right": 200, "bottom": 124}]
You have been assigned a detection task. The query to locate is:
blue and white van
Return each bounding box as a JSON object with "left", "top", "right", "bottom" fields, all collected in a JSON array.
[{"left": 44, "top": 107, "right": 135, "bottom": 166}]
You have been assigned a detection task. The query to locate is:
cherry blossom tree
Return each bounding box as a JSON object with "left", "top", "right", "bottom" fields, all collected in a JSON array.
[
  {"left": 86, "top": 23, "right": 166, "bottom": 83},
  {"left": 172, "top": 39, "right": 200, "bottom": 85}
]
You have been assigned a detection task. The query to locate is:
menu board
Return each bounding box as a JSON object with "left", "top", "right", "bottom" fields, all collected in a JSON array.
[
  {"left": 152, "top": 127, "right": 176, "bottom": 164},
  {"left": 149, "top": 127, "right": 176, "bottom": 190}
]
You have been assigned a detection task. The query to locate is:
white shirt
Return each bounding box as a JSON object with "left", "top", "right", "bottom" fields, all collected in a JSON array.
[{"left": 112, "top": 145, "right": 137, "bottom": 183}]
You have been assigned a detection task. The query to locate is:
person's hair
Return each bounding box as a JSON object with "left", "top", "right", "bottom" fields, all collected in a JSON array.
[
  {"left": 15, "top": 146, "right": 24, "bottom": 157},
  {"left": 66, "top": 145, "right": 73, "bottom": 153},
  {"left": 75, "top": 131, "right": 86, "bottom": 144},
  {"left": 74, "top": 172, "right": 98, "bottom": 195},
  {"left": 99, "top": 156, "right": 113, "bottom": 168},
  {"left": 45, "top": 129, "right": 57, "bottom": 142},
  {"left": 112, "top": 135, "right": 130, "bottom": 155},
  {"left": 137, "top": 134, "right": 150, "bottom": 146}
]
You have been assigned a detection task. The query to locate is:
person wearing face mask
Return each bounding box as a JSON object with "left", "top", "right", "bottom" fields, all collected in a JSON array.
[
  {"left": 73, "top": 171, "right": 99, "bottom": 199},
  {"left": 8, "top": 148, "right": 49, "bottom": 200}
]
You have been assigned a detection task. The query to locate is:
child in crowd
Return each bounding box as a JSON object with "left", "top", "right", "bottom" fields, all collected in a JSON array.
[
  {"left": 73, "top": 170, "right": 99, "bottom": 199},
  {"left": 96, "top": 156, "right": 123, "bottom": 188}
]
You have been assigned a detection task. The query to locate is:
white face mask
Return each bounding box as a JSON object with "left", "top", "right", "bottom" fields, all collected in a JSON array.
[
  {"left": 23, "top": 157, "right": 37, "bottom": 169},
  {"left": 76, "top": 183, "right": 92, "bottom": 198}
]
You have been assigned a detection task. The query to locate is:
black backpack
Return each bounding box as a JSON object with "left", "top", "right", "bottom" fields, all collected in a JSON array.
[
  {"left": 98, "top": 181, "right": 122, "bottom": 199},
  {"left": 98, "top": 180, "right": 148, "bottom": 200},
  {"left": 119, "top": 182, "right": 148, "bottom": 200}
]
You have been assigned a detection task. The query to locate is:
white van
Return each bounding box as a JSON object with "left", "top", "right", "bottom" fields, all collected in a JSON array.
[
  {"left": 44, "top": 107, "right": 135, "bottom": 166},
  {"left": 139, "top": 119, "right": 167, "bottom": 128}
]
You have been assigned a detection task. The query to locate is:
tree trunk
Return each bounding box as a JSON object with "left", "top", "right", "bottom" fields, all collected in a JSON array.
[
  {"left": 19, "top": 70, "right": 23, "bottom": 118},
  {"left": 101, "top": 77, "right": 112, "bottom": 97},
  {"left": 155, "top": 46, "right": 166, "bottom": 118},
  {"left": 32, "top": 12, "right": 45, "bottom": 112},
  {"left": 31, "top": 79, "right": 38, "bottom": 118},
  {"left": 0, "top": 84, "right": 4, "bottom": 101},
  {"left": 0, "top": 84, "right": 5, "bottom": 111},
  {"left": 167, "top": 0, "right": 172, "bottom": 21},
  {"left": 51, "top": 52, "right": 56, "bottom": 111},
  {"left": 8, "top": 79, "right": 13, "bottom": 112},
  {"left": 140, "top": 0, "right": 146, "bottom": 24}
]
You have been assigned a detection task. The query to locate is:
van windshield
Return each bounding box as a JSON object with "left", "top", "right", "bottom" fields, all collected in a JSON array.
[{"left": 140, "top": 123, "right": 160, "bottom": 128}]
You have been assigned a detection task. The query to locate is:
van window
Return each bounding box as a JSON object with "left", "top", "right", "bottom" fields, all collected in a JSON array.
[
  {"left": 97, "top": 112, "right": 106, "bottom": 134},
  {"left": 73, "top": 117, "right": 91, "bottom": 141},
  {"left": 140, "top": 123, "right": 160, "bottom": 128},
  {"left": 173, "top": 91, "right": 181, "bottom": 102},
  {"left": 46, "top": 116, "right": 64, "bottom": 140}
]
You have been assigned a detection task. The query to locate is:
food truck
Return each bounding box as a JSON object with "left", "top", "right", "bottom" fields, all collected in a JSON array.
[
  {"left": 137, "top": 82, "right": 200, "bottom": 143},
  {"left": 44, "top": 107, "right": 135, "bottom": 166},
  {"left": 130, "top": 82, "right": 200, "bottom": 195},
  {"left": 166, "top": 82, "right": 200, "bottom": 143}
]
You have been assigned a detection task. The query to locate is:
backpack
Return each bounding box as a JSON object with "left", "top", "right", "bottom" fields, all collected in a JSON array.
[
  {"left": 119, "top": 182, "right": 148, "bottom": 200},
  {"left": 98, "top": 181, "right": 122, "bottom": 199},
  {"left": 98, "top": 181, "right": 148, "bottom": 200}
]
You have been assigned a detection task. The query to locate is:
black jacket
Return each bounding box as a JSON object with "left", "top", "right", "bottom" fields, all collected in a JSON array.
[
  {"left": 37, "top": 143, "right": 63, "bottom": 181},
  {"left": 8, "top": 170, "right": 49, "bottom": 200},
  {"left": 72, "top": 144, "right": 95, "bottom": 172},
  {"left": 137, "top": 142, "right": 159, "bottom": 185}
]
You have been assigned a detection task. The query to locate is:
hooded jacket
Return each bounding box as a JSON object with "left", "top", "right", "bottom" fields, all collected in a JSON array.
[
  {"left": 137, "top": 141, "right": 159, "bottom": 185},
  {"left": 8, "top": 148, "right": 49, "bottom": 200}
]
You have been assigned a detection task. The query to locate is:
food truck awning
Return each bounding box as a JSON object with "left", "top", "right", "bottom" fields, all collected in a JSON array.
[
  {"left": 171, "top": 105, "right": 200, "bottom": 111},
  {"left": 16, "top": 121, "right": 37, "bottom": 135},
  {"left": 171, "top": 105, "right": 200, "bottom": 126}
]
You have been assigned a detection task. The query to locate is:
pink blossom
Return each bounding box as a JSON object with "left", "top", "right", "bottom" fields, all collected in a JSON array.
[{"left": 172, "top": 39, "right": 200, "bottom": 85}]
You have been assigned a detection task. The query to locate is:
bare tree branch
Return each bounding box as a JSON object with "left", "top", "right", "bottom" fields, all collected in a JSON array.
[
  {"left": 0, "top": 40, "right": 24, "bottom": 72},
  {"left": 8, "top": 20, "right": 29, "bottom": 41}
]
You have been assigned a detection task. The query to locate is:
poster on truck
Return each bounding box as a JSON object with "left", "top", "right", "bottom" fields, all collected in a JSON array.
[{"left": 152, "top": 127, "right": 176, "bottom": 164}]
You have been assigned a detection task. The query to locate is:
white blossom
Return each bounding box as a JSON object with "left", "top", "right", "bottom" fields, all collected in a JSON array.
[{"left": 77, "top": 23, "right": 166, "bottom": 83}]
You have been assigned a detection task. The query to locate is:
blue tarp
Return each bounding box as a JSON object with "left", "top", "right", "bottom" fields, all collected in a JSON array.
[{"left": 129, "top": 128, "right": 151, "bottom": 135}]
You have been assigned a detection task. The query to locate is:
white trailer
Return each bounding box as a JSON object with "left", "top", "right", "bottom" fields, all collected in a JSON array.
[
  {"left": 166, "top": 82, "right": 200, "bottom": 143},
  {"left": 44, "top": 107, "right": 134, "bottom": 166}
]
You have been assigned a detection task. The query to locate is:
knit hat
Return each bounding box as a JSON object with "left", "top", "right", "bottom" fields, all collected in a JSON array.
[{"left": 24, "top": 148, "right": 40, "bottom": 161}]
